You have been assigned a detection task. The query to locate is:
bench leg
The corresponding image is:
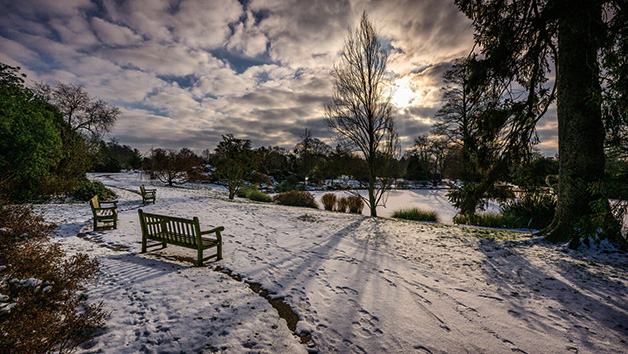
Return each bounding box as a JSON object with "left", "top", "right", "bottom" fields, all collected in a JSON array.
[
  {"left": 217, "top": 232, "right": 223, "bottom": 261},
  {"left": 141, "top": 236, "right": 147, "bottom": 253},
  {"left": 197, "top": 248, "right": 203, "bottom": 267}
]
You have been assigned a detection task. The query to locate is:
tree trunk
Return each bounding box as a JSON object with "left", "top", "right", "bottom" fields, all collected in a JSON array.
[
  {"left": 544, "top": 0, "right": 609, "bottom": 247},
  {"left": 368, "top": 158, "right": 377, "bottom": 217}
]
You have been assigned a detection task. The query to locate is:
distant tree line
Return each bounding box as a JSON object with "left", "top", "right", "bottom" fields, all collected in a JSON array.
[{"left": 134, "top": 129, "right": 562, "bottom": 195}]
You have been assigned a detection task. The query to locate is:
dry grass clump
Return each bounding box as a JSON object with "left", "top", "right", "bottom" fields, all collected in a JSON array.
[
  {"left": 336, "top": 197, "right": 349, "bottom": 212},
  {"left": 347, "top": 196, "right": 364, "bottom": 214},
  {"left": 321, "top": 193, "right": 337, "bottom": 211}
]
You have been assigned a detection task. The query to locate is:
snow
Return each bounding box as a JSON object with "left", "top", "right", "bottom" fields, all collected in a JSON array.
[{"left": 34, "top": 172, "right": 628, "bottom": 354}]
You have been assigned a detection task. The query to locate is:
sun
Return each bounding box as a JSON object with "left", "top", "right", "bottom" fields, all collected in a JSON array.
[{"left": 390, "top": 77, "right": 415, "bottom": 109}]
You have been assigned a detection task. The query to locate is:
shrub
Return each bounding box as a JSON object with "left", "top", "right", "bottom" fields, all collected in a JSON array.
[
  {"left": 71, "top": 180, "right": 117, "bottom": 202},
  {"left": 392, "top": 208, "right": 439, "bottom": 222},
  {"left": 236, "top": 185, "right": 257, "bottom": 198},
  {"left": 500, "top": 192, "right": 556, "bottom": 230},
  {"left": 248, "top": 189, "right": 272, "bottom": 203},
  {"left": 273, "top": 190, "right": 319, "bottom": 209},
  {"left": 321, "top": 193, "right": 337, "bottom": 211},
  {"left": 336, "top": 197, "right": 349, "bottom": 212},
  {"left": 454, "top": 192, "right": 557, "bottom": 230},
  {"left": 92, "top": 156, "right": 122, "bottom": 173},
  {"left": 274, "top": 175, "right": 298, "bottom": 193},
  {"left": 0, "top": 64, "right": 91, "bottom": 201},
  {"left": 453, "top": 212, "right": 520, "bottom": 229},
  {"left": 347, "top": 196, "right": 364, "bottom": 214},
  {"left": 274, "top": 183, "right": 306, "bottom": 193},
  {"left": 249, "top": 172, "right": 272, "bottom": 186},
  {"left": 236, "top": 186, "right": 271, "bottom": 202},
  {"left": 0, "top": 201, "right": 106, "bottom": 353}
]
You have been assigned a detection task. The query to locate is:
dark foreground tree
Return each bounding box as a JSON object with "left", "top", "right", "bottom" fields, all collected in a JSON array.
[
  {"left": 455, "top": 0, "right": 628, "bottom": 248},
  {"left": 0, "top": 63, "right": 90, "bottom": 201},
  {"left": 325, "top": 11, "right": 399, "bottom": 217}
]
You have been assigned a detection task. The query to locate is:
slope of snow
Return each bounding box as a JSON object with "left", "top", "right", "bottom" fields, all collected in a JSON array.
[{"left": 35, "top": 172, "right": 628, "bottom": 354}]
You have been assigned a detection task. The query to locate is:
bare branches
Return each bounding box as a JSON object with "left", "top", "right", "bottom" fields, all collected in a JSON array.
[
  {"left": 35, "top": 82, "right": 118, "bottom": 139},
  {"left": 325, "top": 11, "right": 399, "bottom": 217}
]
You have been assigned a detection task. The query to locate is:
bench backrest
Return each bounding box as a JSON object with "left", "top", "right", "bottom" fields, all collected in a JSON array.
[
  {"left": 138, "top": 210, "right": 201, "bottom": 246},
  {"left": 89, "top": 195, "right": 100, "bottom": 211}
]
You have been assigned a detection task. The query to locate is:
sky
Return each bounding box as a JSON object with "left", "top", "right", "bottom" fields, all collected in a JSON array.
[{"left": 0, "top": 0, "right": 558, "bottom": 156}]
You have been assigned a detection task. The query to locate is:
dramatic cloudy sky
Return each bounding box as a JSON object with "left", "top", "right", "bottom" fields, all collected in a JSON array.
[{"left": 0, "top": 0, "right": 557, "bottom": 156}]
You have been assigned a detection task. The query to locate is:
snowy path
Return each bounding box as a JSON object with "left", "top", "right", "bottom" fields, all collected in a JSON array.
[{"left": 38, "top": 172, "right": 628, "bottom": 353}]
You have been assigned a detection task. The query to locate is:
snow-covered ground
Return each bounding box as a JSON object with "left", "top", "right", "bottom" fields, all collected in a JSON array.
[{"left": 36, "top": 172, "right": 628, "bottom": 354}]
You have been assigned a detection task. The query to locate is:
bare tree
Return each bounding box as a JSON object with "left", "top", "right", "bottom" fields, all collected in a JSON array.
[
  {"left": 34, "top": 82, "right": 118, "bottom": 139},
  {"left": 146, "top": 148, "right": 197, "bottom": 186},
  {"left": 325, "top": 11, "right": 399, "bottom": 217}
]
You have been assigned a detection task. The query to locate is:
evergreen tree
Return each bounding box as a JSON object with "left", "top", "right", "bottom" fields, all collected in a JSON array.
[
  {"left": 214, "top": 135, "right": 256, "bottom": 199},
  {"left": 455, "top": 0, "right": 628, "bottom": 248},
  {"left": 0, "top": 63, "right": 89, "bottom": 201}
]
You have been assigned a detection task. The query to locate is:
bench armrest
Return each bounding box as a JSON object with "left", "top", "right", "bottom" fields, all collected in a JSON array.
[
  {"left": 100, "top": 200, "right": 118, "bottom": 206},
  {"left": 200, "top": 226, "right": 224, "bottom": 235}
]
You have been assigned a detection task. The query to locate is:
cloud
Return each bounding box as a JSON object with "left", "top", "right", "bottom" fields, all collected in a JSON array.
[
  {"left": 0, "top": 0, "right": 558, "bottom": 156},
  {"left": 227, "top": 12, "right": 269, "bottom": 57},
  {"left": 91, "top": 17, "right": 143, "bottom": 47},
  {"left": 101, "top": 0, "right": 244, "bottom": 49}
]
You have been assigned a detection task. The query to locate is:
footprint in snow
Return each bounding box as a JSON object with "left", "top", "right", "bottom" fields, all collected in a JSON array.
[
  {"left": 413, "top": 345, "right": 434, "bottom": 353},
  {"left": 335, "top": 286, "right": 359, "bottom": 296}
]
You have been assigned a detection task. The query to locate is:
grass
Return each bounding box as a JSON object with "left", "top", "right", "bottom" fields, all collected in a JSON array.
[
  {"left": 236, "top": 185, "right": 257, "bottom": 198},
  {"left": 392, "top": 208, "right": 439, "bottom": 222},
  {"left": 453, "top": 212, "right": 520, "bottom": 229},
  {"left": 237, "top": 185, "right": 272, "bottom": 202},
  {"left": 248, "top": 189, "right": 272, "bottom": 202},
  {"left": 462, "top": 227, "right": 529, "bottom": 241}
]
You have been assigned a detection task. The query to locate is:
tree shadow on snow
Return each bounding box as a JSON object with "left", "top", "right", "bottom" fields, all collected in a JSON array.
[
  {"left": 477, "top": 237, "right": 628, "bottom": 352},
  {"left": 94, "top": 252, "right": 184, "bottom": 297}
]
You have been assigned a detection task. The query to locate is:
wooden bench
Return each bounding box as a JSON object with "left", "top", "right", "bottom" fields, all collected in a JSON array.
[
  {"left": 138, "top": 209, "right": 224, "bottom": 266},
  {"left": 140, "top": 185, "right": 156, "bottom": 204},
  {"left": 89, "top": 195, "right": 118, "bottom": 231}
]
